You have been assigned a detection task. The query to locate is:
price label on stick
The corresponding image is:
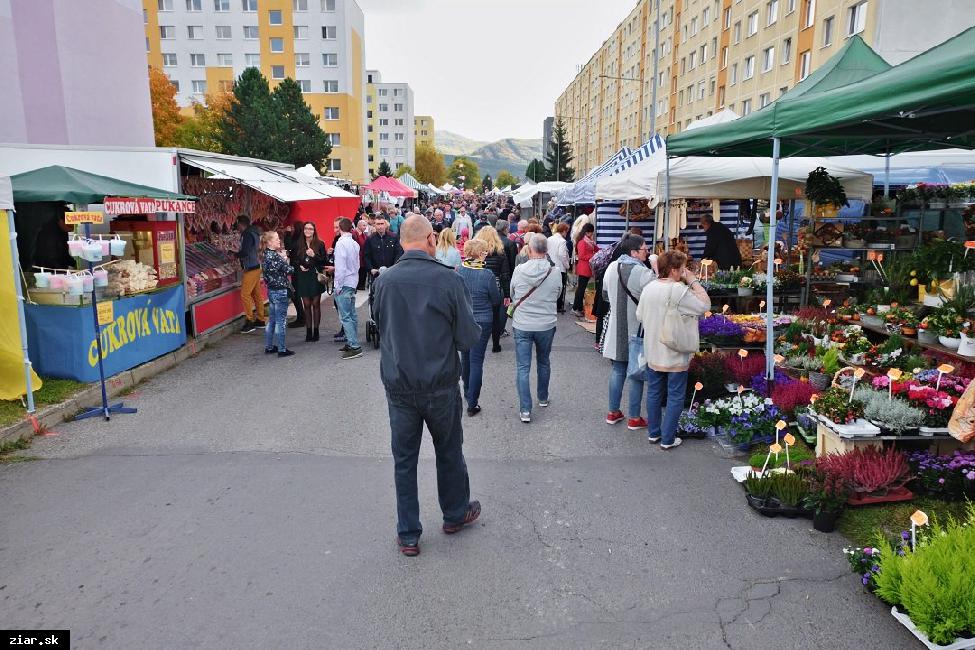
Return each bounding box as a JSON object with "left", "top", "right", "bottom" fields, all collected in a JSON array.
[
  {"left": 737, "top": 385, "right": 744, "bottom": 395},
  {"left": 775, "top": 420, "right": 787, "bottom": 431},
  {"left": 938, "top": 363, "right": 955, "bottom": 374},
  {"left": 822, "top": 299, "right": 832, "bottom": 308},
  {"left": 705, "top": 311, "right": 712, "bottom": 318},
  {"left": 769, "top": 443, "right": 783, "bottom": 454},
  {"left": 854, "top": 368, "right": 865, "bottom": 379},
  {"left": 722, "top": 304, "right": 730, "bottom": 313},
  {"left": 738, "top": 349, "right": 748, "bottom": 358},
  {"left": 887, "top": 368, "right": 903, "bottom": 380},
  {"left": 783, "top": 433, "right": 796, "bottom": 446},
  {"left": 759, "top": 300, "right": 766, "bottom": 309},
  {"left": 694, "top": 382, "right": 703, "bottom": 391},
  {"left": 773, "top": 354, "right": 785, "bottom": 364},
  {"left": 911, "top": 510, "right": 929, "bottom": 527}
]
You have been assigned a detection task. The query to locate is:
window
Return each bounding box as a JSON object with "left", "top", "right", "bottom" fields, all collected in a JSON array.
[
  {"left": 322, "top": 0, "right": 335, "bottom": 10},
  {"left": 326, "top": 133, "right": 340, "bottom": 146},
  {"left": 159, "top": 25, "right": 175, "bottom": 39},
  {"left": 395, "top": 148, "right": 405, "bottom": 157},
  {"left": 269, "top": 10, "right": 282, "bottom": 25},
  {"left": 700, "top": 44, "right": 707, "bottom": 62},
  {"left": 779, "top": 85, "right": 789, "bottom": 96},
  {"left": 395, "top": 162, "right": 404, "bottom": 170},
  {"left": 293, "top": 0, "right": 308, "bottom": 10},
  {"left": 393, "top": 88, "right": 402, "bottom": 97},
  {"left": 322, "top": 26, "right": 337, "bottom": 39},
  {"left": 729, "top": 62, "right": 738, "bottom": 85},
  {"left": 270, "top": 37, "right": 283, "bottom": 53},
  {"left": 162, "top": 53, "right": 178, "bottom": 66},
  {"left": 709, "top": 76, "right": 716, "bottom": 96},
  {"left": 822, "top": 15, "right": 834, "bottom": 46},
  {"left": 170, "top": 79, "right": 180, "bottom": 92},
  {"left": 295, "top": 53, "right": 310, "bottom": 67},
  {"left": 847, "top": 1, "right": 867, "bottom": 35},
  {"left": 394, "top": 133, "right": 405, "bottom": 141},
  {"left": 242, "top": 0, "right": 257, "bottom": 11},
  {"left": 328, "top": 159, "right": 341, "bottom": 172},
  {"left": 192, "top": 80, "right": 206, "bottom": 94},
  {"left": 217, "top": 53, "right": 232, "bottom": 66},
  {"left": 144, "top": 8, "right": 148, "bottom": 23},
  {"left": 697, "top": 80, "right": 705, "bottom": 100},
  {"left": 702, "top": 6, "right": 710, "bottom": 23},
  {"left": 733, "top": 21, "right": 741, "bottom": 43},
  {"left": 394, "top": 103, "right": 403, "bottom": 112},
  {"left": 293, "top": 25, "right": 308, "bottom": 39},
  {"left": 787, "top": 0, "right": 796, "bottom": 12},
  {"left": 379, "top": 103, "right": 388, "bottom": 112},
  {"left": 323, "top": 80, "right": 338, "bottom": 92},
  {"left": 741, "top": 98, "right": 752, "bottom": 115},
  {"left": 691, "top": 17, "right": 698, "bottom": 35},
  {"left": 799, "top": 50, "right": 811, "bottom": 79},
  {"left": 187, "top": 25, "right": 203, "bottom": 39},
  {"left": 378, "top": 118, "right": 389, "bottom": 126},
  {"left": 747, "top": 11, "right": 758, "bottom": 35},
  {"left": 245, "top": 54, "right": 260, "bottom": 68},
  {"left": 214, "top": 0, "right": 230, "bottom": 10},
  {"left": 379, "top": 147, "right": 389, "bottom": 156},
  {"left": 186, "top": 0, "right": 202, "bottom": 10},
  {"left": 689, "top": 51, "right": 697, "bottom": 69},
  {"left": 157, "top": 0, "right": 173, "bottom": 10},
  {"left": 766, "top": 0, "right": 778, "bottom": 25},
  {"left": 721, "top": 46, "right": 728, "bottom": 68},
  {"left": 394, "top": 118, "right": 404, "bottom": 126},
  {"left": 762, "top": 46, "right": 774, "bottom": 72},
  {"left": 271, "top": 65, "right": 285, "bottom": 79},
  {"left": 322, "top": 53, "right": 338, "bottom": 66},
  {"left": 378, "top": 88, "right": 388, "bottom": 96},
  {"left": 743, "top": 55, "right": 755, "bottom": 79},
  {"left": 782, "top": 37, "right": 792, "bottom": 63},
  {"left": 367, "top": 110, "right": 372, "bottom": 118},
  {"left": 324, "top": 107, "right": 340, "bottom": 119},
  {"left": 723, "top": 7, "right": 731, "bottom": 28},
  {"left": 802, "top": 0, "right": 815, "bottom": 28},
  {"left": 216, "top": 25, "right": 232, "bottom": 39},
  {"left": 190, "top": 53, "right": 205, "bottom": 67},
  {"left": 243, "top": 26, "right": 259, "bottom": 39},
  {"left": 717, "top": 85, "right": 725, "bottom": 107},
  {"left": 760, "top": 92, "right": 771, "bottom": 108}
]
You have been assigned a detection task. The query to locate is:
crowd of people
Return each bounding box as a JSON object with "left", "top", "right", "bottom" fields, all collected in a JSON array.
[{"left": 236, "top": 195, "right": 715, "bottom": 555}]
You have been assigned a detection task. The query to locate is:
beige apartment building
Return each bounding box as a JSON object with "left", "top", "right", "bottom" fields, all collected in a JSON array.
[
  {"left": 556, "top": 0, "right": 975, "bottom": 176},
  {"left": 415, "top": 116, "right": 435, "bottom": 149}
]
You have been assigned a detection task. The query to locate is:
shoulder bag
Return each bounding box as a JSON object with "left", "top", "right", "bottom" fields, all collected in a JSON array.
[
  {"left": 617, "top": 264, "right": 648, "bottom": 379},
  {"left": 506, "top": 266, "right": 554, "bottom": 318},
  {"left": 659, "top": 282, "right": 700, "bottom": 354}
]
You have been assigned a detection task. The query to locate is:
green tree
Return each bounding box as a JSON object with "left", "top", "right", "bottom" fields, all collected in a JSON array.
[
  {"left": 376, "top": 160, "right": 392, "bottom": 178},
  {"left": 415, "top": 143, "right": 447, "bottom": 186},
  {"left": 481, "top": 174, "right": 493, "bottom": 192},
  {"left": 495, "top": 170, "right": 518, "bottom": 188},
  {"left": 545, "top": 118, "right": 575, "bottom": 182},
  {"left": 394, "top": 164, "right": 415, "bottom": 178},
  {"left": 175, "top": 91, "right": 234, "bottom": 153},
  {"left": 272, "top": 78, "right": 331, "bottom": 169},
  {"left": 525, "top": 158, "right": 549, "bottom": 182},
  {"left": 219, "top": 68, "right": 286, "bottom": 161},
  {"left": 448, "top": 156, "right": 480, "bottom": 191}
]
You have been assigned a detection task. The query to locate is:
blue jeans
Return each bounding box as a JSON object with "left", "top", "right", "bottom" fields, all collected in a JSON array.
[
  {"left": 645, "top": 368, "right": 688, "bottom": 445},
  {"left": 609, "top": 360, "right": 645, "bottom": 417},
  {"left": 513, "top": 327, "right": 556, "bottom": 413},
  {"left": 264, "top": 289, "right": 289, "bottom": 350},
  {"left": 334, "top": 285, "right": 359, "bottom": 349},
  {"left": 387, "top": 385, "right": 471, "bottom": 544},
  {"left": 461, "top": 320, "right": 492, "bottom": 409}
]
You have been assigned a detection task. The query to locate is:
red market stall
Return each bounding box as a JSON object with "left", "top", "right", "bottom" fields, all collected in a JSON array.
[{"left": 362, "top": 176, "right": 417, "bottom": 198}]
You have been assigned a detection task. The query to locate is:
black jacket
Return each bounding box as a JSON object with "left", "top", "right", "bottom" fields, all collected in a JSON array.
[
  {"left": 364, "top": 232, "right": 403, "bottom": 273},
  {"left": 702, "top": 221, "right": 742, "bottom": 270},
  {"left": 373, "top": 250, "right": 481, "bottom": 394},
  {"left": 484, "top": 249, "right": 511, "bottom": 299}
]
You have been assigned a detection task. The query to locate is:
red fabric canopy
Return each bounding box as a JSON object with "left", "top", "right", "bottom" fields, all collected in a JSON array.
[{"left": 362, "top": 175, "right": 416, "bottom": 198}]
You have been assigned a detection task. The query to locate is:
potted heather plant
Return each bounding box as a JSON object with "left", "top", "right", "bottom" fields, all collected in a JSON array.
[{"left": 818, "top": 447, "right": 913, "bottom": 505}]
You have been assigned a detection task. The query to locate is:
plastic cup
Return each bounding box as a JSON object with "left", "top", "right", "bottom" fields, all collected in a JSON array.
[
  {"left": 66, "top": 275, "right": 84, "bottom": 296},
  {"left": 48, "top": 274, "right": 65, "bottom": 290},
  {"left": 67, "top": 239, "right": 84, "bottom": 257},
  {"left": 34, "top": 272, "right": 50, "bottom": 288},
  {"left": 110, "top": 237, "right": 127, "bottom": 256},
  {"left": 81, "top": 272, "right": 94, "bottom": 292},
  {"left": 93, "top": 269, "right": 109, "bottom": 287}
]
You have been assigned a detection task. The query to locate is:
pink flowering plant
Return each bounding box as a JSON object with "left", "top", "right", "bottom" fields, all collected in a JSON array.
[{"left": 870, "top": 370, "right": 970, "bottom": 427}]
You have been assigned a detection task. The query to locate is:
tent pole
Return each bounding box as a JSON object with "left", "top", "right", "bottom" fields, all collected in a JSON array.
[
  {"left": 7, "top": 209, "right": 35, "bottom": 414},
  {"left": 766, "top": 138, "right": 780, "bottom": 382},
  {"left": 663, "top": 155, "right": 671, "bottom": 250},
  {"left": 625, "top": 201, "right": 630, "bottom": 230},
  {"left": 883, "top": 146, "right": 891, "bottom": 199}
]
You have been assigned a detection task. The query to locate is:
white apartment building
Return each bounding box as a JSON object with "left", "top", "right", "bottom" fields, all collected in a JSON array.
[{"left": 366, "top": 69, "right": 415, "bottom": 176}]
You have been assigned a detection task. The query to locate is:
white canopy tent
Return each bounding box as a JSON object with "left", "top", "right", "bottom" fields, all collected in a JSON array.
[
  {"left": 684, "top": 107, "right": 740, "bottom": 131},
  {"left": 555, "top": 147, "right": 632, "bottom": 205},
  {"left": 513, "top": 181, "right": 571, "bottom": 206}
]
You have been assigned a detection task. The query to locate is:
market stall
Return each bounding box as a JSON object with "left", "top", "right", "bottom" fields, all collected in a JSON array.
[{"left": 10, "top": 165, "right": 194, "bottom": 383}]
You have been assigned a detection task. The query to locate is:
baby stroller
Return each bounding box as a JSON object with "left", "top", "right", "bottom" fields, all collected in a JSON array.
[{"left": 364, "top": 267, "right": 385, "bottom": 349}]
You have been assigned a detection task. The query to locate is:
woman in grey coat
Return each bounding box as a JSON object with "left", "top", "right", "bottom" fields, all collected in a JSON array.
[{"left": 602, "top": 234, "right": 656, "bottom": 429}]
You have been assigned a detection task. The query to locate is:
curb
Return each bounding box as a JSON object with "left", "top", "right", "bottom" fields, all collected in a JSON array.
[{"left": 0, "top": 318, "right": 241, "bottom": 447}]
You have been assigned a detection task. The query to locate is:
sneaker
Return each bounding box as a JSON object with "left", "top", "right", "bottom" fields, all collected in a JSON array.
[
  {"left": 538, "top": 399, "right": 550, "bottom": 407},
  {"left": 339, "top": 344, "right": 352, "bottom": 352},
  {"left": 333, "top": 333, "right": 348, "bottom": 343},
  {"left": 571, "top": 309, "right": 584, "bottom": 317},
  {"left": 277, "top": 349, "right": 295, "bottom": 358},
  {"left": 627, "top": 417, "right": 648, "bottom": 430},
  {"left": 342, "top": 347, "right": 363, "bottom": 360},
  {"left": 520, "top": 411, "right": 531, "bottom": 423},
  {"left": 442, "top": 500, "right": 481, "bottom": 534},
  {"left": 467, "top": 405, "right": 482, "bottom": 417},
  {"left": 253, "top": 320, "right": 266, "bottom": 328},
  {"left": 397, "top": 537, "right": 420, "bottom": 557},
  {"left": 606, "top": 410, "right": 625, "bottom": 425},
  {"left": 240, "top": 320, "right": 257, "bottom": 333},
  {"left": 660, "top": 438, "right": 683, "bottom": 450},
  {"left": 647, "top": 435, "right": 662, "bottom": 443},
  {"left": 264, "top": 346, "right": 276, "bottom": 354}
]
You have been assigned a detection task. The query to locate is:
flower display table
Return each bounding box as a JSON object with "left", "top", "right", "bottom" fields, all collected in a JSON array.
[{"left": 816, "top": 422, "right": 972, "bottom": 457}]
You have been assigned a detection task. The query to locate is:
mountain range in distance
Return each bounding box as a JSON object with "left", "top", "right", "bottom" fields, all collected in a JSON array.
[{"left": 435, "top": 130, "right": 544, "bottom": 183}]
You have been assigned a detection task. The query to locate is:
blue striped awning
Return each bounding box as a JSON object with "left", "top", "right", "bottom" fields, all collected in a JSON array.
[{"left": 608, "top": 134, "right": 665, "bottom": 174}]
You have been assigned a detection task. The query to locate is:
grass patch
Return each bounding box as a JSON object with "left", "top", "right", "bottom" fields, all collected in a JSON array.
[
  {"left": 0, "top": 437, "right": 37, "bottom": 464},
  {"left": 0, "top": 378, "right": 87, "bottom": 428},
  {"left": 837, "top": 496, "right": 970, "bottom": 547}
]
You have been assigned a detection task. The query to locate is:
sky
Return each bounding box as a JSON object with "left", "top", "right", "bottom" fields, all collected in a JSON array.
[{"left": 357, "top": 0, "right": 638, "bottom": 143}]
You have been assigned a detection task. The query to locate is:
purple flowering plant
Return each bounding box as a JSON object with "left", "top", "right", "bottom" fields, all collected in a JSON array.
[
  {"left": 698, "top": 315, "right": 744, "bottom": 339},
  {"left": 908, "top": 450, "right": 975, "bottom": 500}
]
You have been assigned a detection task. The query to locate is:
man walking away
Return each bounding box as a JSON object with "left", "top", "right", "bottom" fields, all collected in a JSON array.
[
  {"left": 332, "top": 218, "right": 362, "bottom": 359},
  {"left": 509, "top": 235, "right": 562, "bottom": 423},
  {"left": 235, "top": 215, "right": 266, "bottom": 332},
  {"left": 373, "top": 216, "right": 483, "bottom": 557},
  {"left": 701, "top": 213, "right": 742, "bottom": 270}
]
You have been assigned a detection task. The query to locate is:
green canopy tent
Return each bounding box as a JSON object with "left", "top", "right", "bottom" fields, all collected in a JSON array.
[{"left": 10, "top": 165, "right": 194, "bottom": 204}]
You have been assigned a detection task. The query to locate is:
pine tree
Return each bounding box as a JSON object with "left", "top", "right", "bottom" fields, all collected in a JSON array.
[
  {"left": 272, "top": 78, "right": 331, "bottom": 170},
  {"left": 219, "top": 68, "right": 286, "bottom": 161},
  {"left": 525, "top": 159, "right": 549, "bottom": 182},
  {"left": 545, "top": 118, "right": 575, "bottom": 182},
  {"left": 376, "top": 160, "right": 392, "bottom": 178}
]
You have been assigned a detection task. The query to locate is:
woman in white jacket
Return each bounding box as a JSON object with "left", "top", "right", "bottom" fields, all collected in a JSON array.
[
  {"left": 546, "top": 222, "right": 571, "bottom": 313},
  {"left": 602, "top": 234, "right": 655, "bottom": 429}
]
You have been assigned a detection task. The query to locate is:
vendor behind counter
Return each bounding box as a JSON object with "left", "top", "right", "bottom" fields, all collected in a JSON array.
[{"left": 15, "top": 201, "right": 74, "bottom": 270}]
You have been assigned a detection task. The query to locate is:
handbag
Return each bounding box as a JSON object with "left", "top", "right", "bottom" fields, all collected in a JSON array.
[
  {"left": 617, "top": 264, "right": 647, "bottom": 379},
  {"left": 659, "top": 283, "right": 700, "bottom": 354}
]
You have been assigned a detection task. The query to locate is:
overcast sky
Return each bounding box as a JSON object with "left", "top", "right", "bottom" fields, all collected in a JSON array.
[{"left": 358, "top": 0, "right": 638, "bottom": 143}]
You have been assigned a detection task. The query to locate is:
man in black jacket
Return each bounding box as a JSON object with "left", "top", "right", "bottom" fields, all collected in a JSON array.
[
  {"left": 363, "top": 217, "right": 403, "bottom": 278},
  {"left": 372, "top": 215, "right": 482, "bottom": 557},
  {"left": 701, "top": 213, "right": 742, "bottom": 270}
]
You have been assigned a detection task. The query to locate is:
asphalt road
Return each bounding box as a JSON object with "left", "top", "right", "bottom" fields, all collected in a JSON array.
[{"left": 0, "top": 306, "right": 915, "bottom": 649}]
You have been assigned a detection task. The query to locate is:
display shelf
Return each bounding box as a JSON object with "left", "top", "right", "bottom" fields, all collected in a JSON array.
[
  {"left": 184, "top": 241, "right": 240, "bottom": 304},
  {"left": 859, "top": 321, "right": 975, "bottom": 364}
]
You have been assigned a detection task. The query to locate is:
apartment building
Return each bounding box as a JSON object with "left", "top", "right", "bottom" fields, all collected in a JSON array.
[
  {"left": 414, "top": 116, "right": 435, "bottom": 149},
  {"left": 365, "top": 70, "right": 415, "bottom": 177},
  {"left": 555, "top": 0, "right": 975, "bottom": 176},
  {"left": 143, "top": 0, "right": 367, "bottom": 183}
]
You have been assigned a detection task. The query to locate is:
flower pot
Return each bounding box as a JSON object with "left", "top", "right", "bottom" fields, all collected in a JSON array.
[
  {"left": 737, "top": 287, "right": 753, "bottom": 296},
  {"left": 958, "top": 333, "right": 975, "bottom": 357},
  {"left": 917, "top": 329, "right": 938, "bottom": 344},
  {"left": 900, "top": 327, "right": 917, "bottom": 337},
  {"left": 939, "top": 335, "right": 962, "bottom": 350},
  {"left": 812, "top": 510, "right": 840, "bottom": 533},
  {"left": 890, "top": 606, "right": 975, "bottom": 650},
  {"left": 847, "top": 486, "right": 913, "bottom": 507}
]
